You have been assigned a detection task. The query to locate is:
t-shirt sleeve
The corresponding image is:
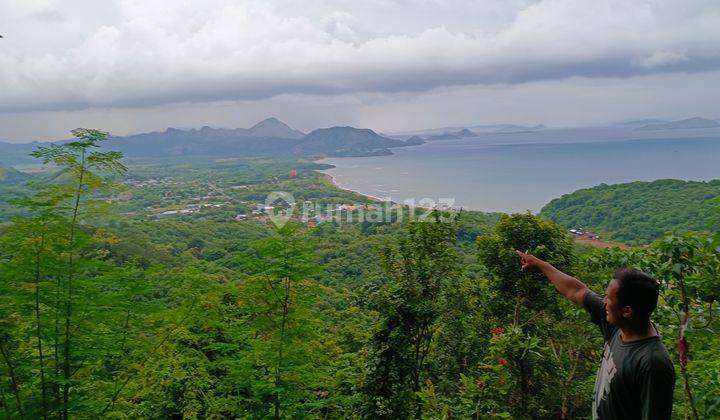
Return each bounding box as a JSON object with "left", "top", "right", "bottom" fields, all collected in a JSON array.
[
  {"left": 640, "top": 354, "right": 676, "bottom": 420},
  {"left": 582, "top": 289, "right": 616, "bottom": 341}
]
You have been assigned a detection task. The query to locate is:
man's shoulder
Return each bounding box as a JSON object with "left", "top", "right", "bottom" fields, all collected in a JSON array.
[
  {"left": 636, "top": 339, "right": 675, "bottom": 374},
  {"left": 583, "top": 288, "right": 602, "bottom": 306}
]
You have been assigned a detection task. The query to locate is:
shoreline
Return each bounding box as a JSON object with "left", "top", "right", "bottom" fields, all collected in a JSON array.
[
  {"left": 319, "top": 171, "right": 456, "bottom": 212},
  {"left": 320, "top": 172, "right": 391, "bottom": 204}
]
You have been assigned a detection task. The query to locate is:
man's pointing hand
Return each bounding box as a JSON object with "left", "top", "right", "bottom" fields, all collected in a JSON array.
[{"left": 515, "top": 249, "right": 544, "bottom": 271}]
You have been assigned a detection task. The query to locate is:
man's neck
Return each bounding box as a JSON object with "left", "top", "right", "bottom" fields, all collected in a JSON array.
[{"left": 619, "top": 321, "right": 657, "bottom": 343}]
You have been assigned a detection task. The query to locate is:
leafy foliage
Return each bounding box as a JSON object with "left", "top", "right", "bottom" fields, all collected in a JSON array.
[
  {"left": 585, "top": 232, "right": 720, "bottom": 419},
  {"left": 0, "top": 135, "right": 718, "bottom": 419},
  {"left": 363, "top": 212, "right": 460, "bottom": 418},
  {"left": 473, "top": 214, "right": 593, "bottom": 418},
  {"left": 541, "top": 179, "right": 720, "bottom": 244}
]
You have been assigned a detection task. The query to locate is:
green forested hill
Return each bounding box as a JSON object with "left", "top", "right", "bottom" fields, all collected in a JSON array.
[
  {"left": 0, "top": 167, "right": 31, "bottom": 220},
  {"left": 540, "top": 179, "right": 720, "bottom": 244},
  {"left": 0, "top": 165, "right": 30, "bottom": 185}
]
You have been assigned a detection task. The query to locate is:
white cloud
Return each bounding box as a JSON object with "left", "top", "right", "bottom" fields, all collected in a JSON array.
[{"left": 0, "top": 0, "right": 719, "bottom": 112}]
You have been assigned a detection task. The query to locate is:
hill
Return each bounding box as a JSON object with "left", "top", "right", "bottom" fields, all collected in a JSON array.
[
  {"left": 426, "top": 128, "right": 478, "bottom": 141},
  {"left": 0, "top": 165, "right": 30, "bottom": 185},
  {"left": 404, "top": 136, "right": 425, "bottom": 145},
  {"left": 294, "top": 126, "right": 408, "bottom": 155},
  {"left": 247, "top": 117, "right": 305, "bottom": 139},
  {"left": 104, "top": 125, "right": 300, "bottom": 158},
  {"left": 0, "top": 142, "right": 46, "bottom": 164},
  {"left": 637, "top": 117, "right": 720, "bottom": 130},
  {"left": 540, "top": 179, "right": 720, "bottom": 244}
]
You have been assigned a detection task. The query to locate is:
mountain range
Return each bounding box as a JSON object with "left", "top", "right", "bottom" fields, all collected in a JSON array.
[
  {"left": 4, "top": 116, "right": 719, "bottom": 167},
  {"left": 0, "top": 118, "right": 423, "bottom": 164}
]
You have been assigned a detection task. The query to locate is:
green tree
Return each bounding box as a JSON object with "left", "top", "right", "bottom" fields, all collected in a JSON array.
[
  {"left": 237, "top": 224, "right": 327, "bottom": 418},
  {"left": 363, "top": 211, "right": 460, "bottom": 418},
  {"left": 0, "top": 215, "right": 66, "bottom": 419},
  {"left": 642, "top": 233, "right": 719, "bottom": 420},
  {"left": 0, "top": 129, "right": 126, "bottom": 419},
  {"left": 476, "top": 213, "right": 579, "bottom": 418}
]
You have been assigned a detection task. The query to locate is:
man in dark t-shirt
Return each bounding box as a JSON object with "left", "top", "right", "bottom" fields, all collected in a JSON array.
[{"left": 515, "top": 250, "right": 675, "bottom": 419}]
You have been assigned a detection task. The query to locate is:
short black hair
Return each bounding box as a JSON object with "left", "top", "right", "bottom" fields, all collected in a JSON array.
[{"left": 613, "top": 268, "right": 660, "bottom": 320}]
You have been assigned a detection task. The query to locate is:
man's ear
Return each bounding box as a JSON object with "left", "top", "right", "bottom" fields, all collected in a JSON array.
[{"left": 621, "top": 305, "right": 633, "bottom": 319}]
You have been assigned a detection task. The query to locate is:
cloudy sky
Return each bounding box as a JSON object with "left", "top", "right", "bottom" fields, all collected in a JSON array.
[{"left": 1, "top": 0, "right": 720, "bottom": 142}]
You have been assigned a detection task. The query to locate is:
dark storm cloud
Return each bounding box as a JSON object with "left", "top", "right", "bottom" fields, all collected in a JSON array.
[{"left": 0, "top": 0, "right": 719, "bottom": 112}]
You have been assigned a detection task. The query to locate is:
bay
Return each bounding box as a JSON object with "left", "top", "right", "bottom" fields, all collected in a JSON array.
[{"left": 321, "top": 128, "right": 720, "bottom": 213}]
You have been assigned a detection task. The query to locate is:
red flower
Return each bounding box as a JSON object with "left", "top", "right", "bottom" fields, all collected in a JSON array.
[
  {"left": 498, "top": 357, "right": 509, "bottom": 366},
  {"left": 490, "top": 326, "right": 505, "bottom": 336}
]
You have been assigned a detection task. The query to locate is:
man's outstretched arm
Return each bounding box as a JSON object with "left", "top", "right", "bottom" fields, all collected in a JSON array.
[{"left": 515, "top": 250, "right": 588, "bottom": 306}]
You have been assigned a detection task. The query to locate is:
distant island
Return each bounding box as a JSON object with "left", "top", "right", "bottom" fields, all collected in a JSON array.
[
  {"left": 404, "top": 136, "right": 425, "bottom": 145},
  {"left": 493, "top": 124, "right": 546, "bottom": 133},
  {"left": 637, "top": 117, "right": 720, "bottom": 130},
  {"left": 419, "top": 125, "right": 547, "bottom": 140},
  {"left": 425, "top": 128, "right": 478, "bottom": 141}
]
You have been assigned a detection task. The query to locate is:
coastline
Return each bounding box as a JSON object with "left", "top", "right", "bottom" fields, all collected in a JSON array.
[
  {"left": 319, "top": 171, "right": 451, "bottom": 212},
  {"left": 320, "top": 172, "right": 389, "bottom": 203}
]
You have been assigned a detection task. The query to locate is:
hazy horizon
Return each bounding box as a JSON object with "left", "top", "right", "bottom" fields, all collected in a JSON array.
[{"left": 4, "top": 114, "right": 720, "bottom": 145}]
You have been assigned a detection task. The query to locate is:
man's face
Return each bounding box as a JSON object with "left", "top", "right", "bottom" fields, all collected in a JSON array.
[{"left": 604, "top": 279, "right": 624, "bottom": 324}]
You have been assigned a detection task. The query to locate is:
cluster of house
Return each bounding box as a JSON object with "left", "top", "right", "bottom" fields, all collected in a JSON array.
[
  {"left": 569, "top": 228, "right": 600, "bottom": 240},
  {"left": 234, "top": 202, "right": 283, "bottom": 221},
  {"left": 151, "top": 192, "right": 399, "bottom": 223},
  {"left": 251, "top": 203, "right": 276, "bottom": 215},
  {"left": 155, "top": 202, "right": 228, "bottom": 219},
  {"left": 123, "top": 177, "right": 176, "bottom": 188},
  {"left": 232, "top": 202, "right": 386, "bottom": 225},
  {"left": 156, "top": 208, "right": 197, "bottom": 218}
]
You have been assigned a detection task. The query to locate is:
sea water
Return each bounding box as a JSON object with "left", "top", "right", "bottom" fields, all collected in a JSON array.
[{"left": 321, "top": 128, "right": 720, "bottom": 213}]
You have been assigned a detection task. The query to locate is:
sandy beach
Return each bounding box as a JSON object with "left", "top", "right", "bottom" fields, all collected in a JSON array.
[
  {"left": 321, "top": 172, "right": 390, "bottom": 203},
  {"left": 320, "top": 172, "right": 456, "bottom": 213}
]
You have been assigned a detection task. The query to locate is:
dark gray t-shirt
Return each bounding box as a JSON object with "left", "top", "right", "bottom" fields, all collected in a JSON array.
[{"left": 583, "top": 290, "right": 675, "bottom": 420}]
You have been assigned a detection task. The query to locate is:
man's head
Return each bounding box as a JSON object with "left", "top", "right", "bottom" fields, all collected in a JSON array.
[{"left": 604, "top": 268, "right": 660, "bottom": 327}]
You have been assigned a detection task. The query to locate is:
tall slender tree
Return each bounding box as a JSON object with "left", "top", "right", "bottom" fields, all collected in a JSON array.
[
  {"left": 0, "top": 215, "right": 64, "bottom": 419},
  {"left": 364, "top": 211, "right": 460, "bottom": 418},
  {"left": 237, "top": 224, "right": 325, "bottom": 418},
  {"left": 31, "top": 128, "right": 126, "bottom": 419}
]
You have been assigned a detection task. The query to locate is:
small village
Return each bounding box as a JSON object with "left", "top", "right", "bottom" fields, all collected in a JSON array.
[
  {"left": 122, "top": 175, "right": 611, "bottom": 235},
  {"left": 118, "top": 173, "right": 404, "bottom": 226}
]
